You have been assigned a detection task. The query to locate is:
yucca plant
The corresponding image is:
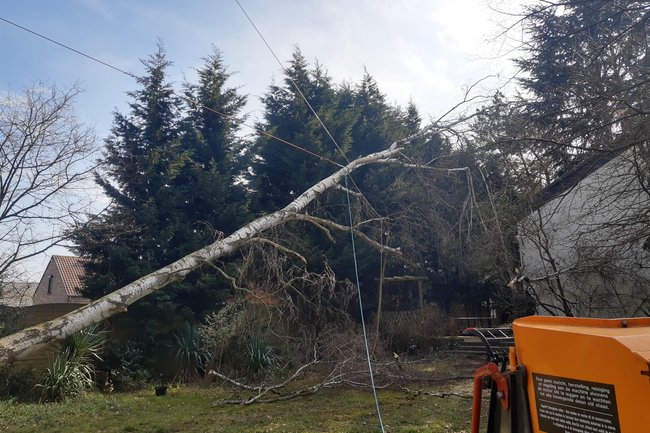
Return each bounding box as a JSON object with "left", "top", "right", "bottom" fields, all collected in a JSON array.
[
  {"left": 246, "top": 335, "right": 277, "bottom": 378},
  {"left": 38, "top": 325, "right": 106, "bottom": 402},
  {"left": 173, "top": 322, "right": 210, "bottom": 383},
  {"left": 39, "top": 348, "right": 94, "bottom": 402},
  {"left": 64, "top": 324, "right": 106, "bottom": 364}
]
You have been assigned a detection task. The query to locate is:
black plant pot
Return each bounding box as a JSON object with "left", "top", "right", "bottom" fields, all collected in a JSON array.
[{"left": 155, "top": 385, "right": 168, "bottom": 396}]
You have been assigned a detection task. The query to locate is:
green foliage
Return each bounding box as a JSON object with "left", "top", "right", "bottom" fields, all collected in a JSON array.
[
  {"left": 0, "top": 384, "right": 471, "bottom": 433},
  {"left": 250, "top": 47, "right": 443, "bottom": 316},
  {"left": 198, "top": 300, "right": 284, "bottom": 380},
  {"left": 0, "top": 306, "right": 24, "bottom": 338},
  {"left": 0, "top": 368, "right": 39, "bottom": 402},
  {"left": 72, "top": 45, "right": 249, "bottom": 354},
  {"left": 467, "top": 1, "right": 650, "bottom": 311},
  {"left": 198, "top": 299, "right": 246, "bottom": 364},
  {"left": 503, "top": 1, "right": 650, "bottom": 180},
  {"left": 172, "top": 322, "right": 211, "bottom": 383},
  {"left": 199, "top": 300, "right": 252, "bottom": 375},
  {"left": 68, "top": 43, "right": 507, "bottom": 369},
  {"left": 99, "top": 341, "right": 152, "bottom": 392},
  {"left": 1, "top": 327, "right": 106, "bottom": 403},
  {"left": 38, "top": 348, "right": 95, "bottom": 402},
  {"left": 246, "top": 335, "right": 277, "bottom": 378},
  {"left": 62, "top": 324, "right": 106, "bottom": 365},
  {"left": 252, "top": 48, "right": 355, "bottom": 213},
  {"left": 74, "top": 44, "right": 186, "bottom": 301},
  {"left": 38, "top": 325, "right": 106, "bottom": 402}
]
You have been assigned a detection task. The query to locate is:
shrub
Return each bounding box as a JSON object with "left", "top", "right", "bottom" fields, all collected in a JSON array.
[
  {"left": 0, "top": 368, "right": 39, "bottom": 402},
  {"left": 63, "top": 324, "right": 106, "bottom": 365},
  {"left": 37, "top": 325, "right": 106, "bottom": 402},
  {"left": 98, "top": 341, "right": 151, "bottom": 392},
  {"left": 199, "top": 301, "right": 288, "bottom": 380},
  {"left": 172, "top": 322, "right": 211, "bottom": 383},
  {"left": 246, "top": 335, "right": 277, "bottom": 378},
  {"left": 199, "top": 300, "right": 246, "bottom": 360},
  {"left": 0, "top": 306, "right": 24, "bottom": 338},
  {"left": 38, "top": 348, "right": 95, "bottom": 402},
  {"left": 379, "top": 304, "right": 450, "bottom": 354},
  {"left": 199, "top": 300, "right": 246, "bottom": 371}
]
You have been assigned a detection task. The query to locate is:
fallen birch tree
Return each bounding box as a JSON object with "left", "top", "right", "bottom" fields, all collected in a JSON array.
[{"left": 0, "top": 127, "right": 432, "bottom": 367}]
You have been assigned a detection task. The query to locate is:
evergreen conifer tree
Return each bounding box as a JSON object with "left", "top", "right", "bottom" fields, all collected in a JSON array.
[
  {"left": 252, "top": 48, "right": 354, "bottom": 213},
  {"left": 73, "top": 46, "right": 248, "bottom": 332}
]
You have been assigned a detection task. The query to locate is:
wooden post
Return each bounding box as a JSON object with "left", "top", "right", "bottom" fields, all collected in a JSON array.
[{"left": 375, "top": 250, "right": 386, "bottom": 343}]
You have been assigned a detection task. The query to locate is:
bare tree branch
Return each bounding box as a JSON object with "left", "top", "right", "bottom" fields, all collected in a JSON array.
[
  {"left": 286, "top": 213, "right": 402, "bottom": 256},
  {"left": 0, "top": 84, "right": 100, "bottom": 279}
]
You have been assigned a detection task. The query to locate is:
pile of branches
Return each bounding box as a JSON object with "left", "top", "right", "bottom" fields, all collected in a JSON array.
[{"left": 208, "top": 330, "right": 472, "bottom": 405}]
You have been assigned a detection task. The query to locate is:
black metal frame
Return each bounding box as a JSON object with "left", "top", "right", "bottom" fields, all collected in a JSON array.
[{"left": 465, "top": 327, "right": 514, "bottom": 364}]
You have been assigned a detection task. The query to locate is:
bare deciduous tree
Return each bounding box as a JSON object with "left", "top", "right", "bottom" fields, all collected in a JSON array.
[
  {"left": 0, "top": 84, "right": 98, "bottom": 283},
  {"left": 464, "top": 1, "right": 650, "bottom": 317}
]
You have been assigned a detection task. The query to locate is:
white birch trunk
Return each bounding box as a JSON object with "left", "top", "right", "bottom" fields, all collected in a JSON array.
[{"left": 0, "top": 144, "right": 409, "bottom": 366}]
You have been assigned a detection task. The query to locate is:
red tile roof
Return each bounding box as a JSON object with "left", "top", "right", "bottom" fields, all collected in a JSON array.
[{"left": 52, "top": 255, "right": 86, "bottom": 297}]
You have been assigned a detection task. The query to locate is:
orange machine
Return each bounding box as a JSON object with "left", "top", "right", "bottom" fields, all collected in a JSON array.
[{"left": 471, "top": 316, "right": 650, "bottom": 433}]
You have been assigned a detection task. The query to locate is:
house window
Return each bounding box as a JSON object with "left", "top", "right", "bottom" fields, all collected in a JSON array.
[{"left": 47, "top": 275, "right": 54, "bottom": 295}]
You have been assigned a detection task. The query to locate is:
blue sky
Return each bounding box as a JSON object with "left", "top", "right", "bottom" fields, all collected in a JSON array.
[
  {"left": 1, "top": 0, "right": 519, "bottom": 131},
  {"left": 0, "top": 0, "right": 522, "bottom": 278}
]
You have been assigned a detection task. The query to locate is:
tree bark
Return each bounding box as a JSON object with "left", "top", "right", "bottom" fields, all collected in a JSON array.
[{"left": 0, "top": 134, "right": 425, "bottom": 366}]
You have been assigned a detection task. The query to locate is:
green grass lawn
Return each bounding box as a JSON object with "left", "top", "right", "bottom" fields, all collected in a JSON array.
[{"left": 0, "top": 385, "right": 473, "bottom": 433}]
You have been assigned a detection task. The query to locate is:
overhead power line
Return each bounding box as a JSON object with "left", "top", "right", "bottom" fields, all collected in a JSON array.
[
  {"left": 234, "top": 2, "right": 387, "bottom": 432},
  {"left": 233, "top": 0, "right": 386, "bottom": 222},
  {"left": 4, "top": 11, "right": 392, "bottom": 430},
  {"left": 234, "top": 0, "right": 350, "bottom": 166},
  {"left": 0, "top": 16, "right": 137, "bottom": 79},
  {"left": 0, "top": 14, "right": 344, "bottom": 168}
]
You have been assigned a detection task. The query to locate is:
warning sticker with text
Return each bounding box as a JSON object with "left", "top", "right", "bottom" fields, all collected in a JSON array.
[{"left": 533, "top": 373, "right": 620, "bottom": 433}]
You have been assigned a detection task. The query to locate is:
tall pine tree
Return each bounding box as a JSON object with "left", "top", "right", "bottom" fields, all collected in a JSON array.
[
  {"left": 73, "top": 45, "right": 248, "bottom": 335},
  {"left": 517, "top": 0, "right": 650, "bottom": 173},
  {"left": 252, "top": 48, "right": 354, "bottom": 213},
  {"left": 252, "top": 55, "right": 442, "bottom": 315}
]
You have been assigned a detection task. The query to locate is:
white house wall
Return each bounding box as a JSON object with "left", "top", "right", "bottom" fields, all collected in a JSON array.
[{"left": 518, "top": 151, "right": 650, "bottom": 317}]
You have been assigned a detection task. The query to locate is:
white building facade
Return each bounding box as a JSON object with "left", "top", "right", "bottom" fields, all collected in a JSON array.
[{"left": 518, "top": 150, "right": 650, "bottom": 317}]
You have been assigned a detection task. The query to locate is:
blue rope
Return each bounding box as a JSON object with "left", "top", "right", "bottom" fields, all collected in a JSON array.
[{"left": 344, "top": 174, "right": 386, "bottom": 433}]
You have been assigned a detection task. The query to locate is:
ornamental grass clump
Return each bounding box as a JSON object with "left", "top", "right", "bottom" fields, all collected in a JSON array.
[
  {"left": 38, "top": 325, "right": 105, "bottom": 402},
  {"left": 173, "top": 321, "right": 211, "bottom": 383}
]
